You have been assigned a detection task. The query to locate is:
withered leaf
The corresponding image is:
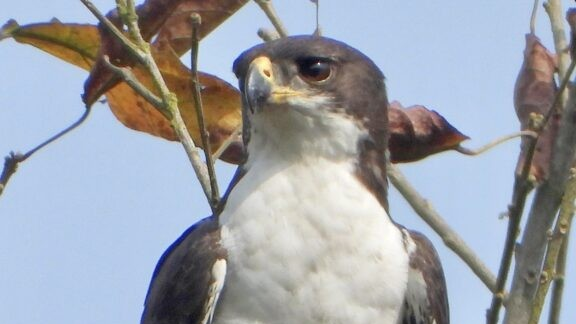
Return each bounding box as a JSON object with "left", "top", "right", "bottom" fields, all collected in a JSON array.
[
  {"left": 83, "top": 0, "right": 249, "bottom": 106},
  {"left": 1, "top": 19, "right": 99, "bottom": 71},
  {"left": 388, "top": 101, "right": 469, "bottom": 163},
  {"left": 514, "top": 33, "right": 558, "bottom": 183},
  {"left": 106, "top": 42, "right": 242, "bottom": 164},
  {"left": 155, "top": 0, "right": 250, "bottom": 55},
  {"left": 2, "top": 20, "right": 243, "bottom": 164}
]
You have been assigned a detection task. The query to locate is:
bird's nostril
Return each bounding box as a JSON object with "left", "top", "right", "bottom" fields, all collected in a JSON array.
[{"left": 263, "top": 69, "right": 271, "bottom": 78}]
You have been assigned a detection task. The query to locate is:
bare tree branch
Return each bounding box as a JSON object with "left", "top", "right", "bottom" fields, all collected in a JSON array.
[
  {"left": 530, "top": 0, "right": 540, "bottom": 34},
  {"left": 488, "top": 17, "right": 576, "bottom": 324},
  {"left": 548, "top": 227, "right": 570, "bottom": 324},
  {"left": 503, "top": 69, "right": 576, "bottom": 324},
  {"left": 544, "top": 0, "right": 571, "bottom": 77},
  {"left": 253, "top": 0, "right": 288, "bottom": 37},
  {"left": 80, "top": 0, "right": 215, "bottom": 206},
  {"left": 528, "top": 168, "right": 576, "bottom": 324},
  {"left": 388, "top": 164, "right": 497, "bottom": 292}
]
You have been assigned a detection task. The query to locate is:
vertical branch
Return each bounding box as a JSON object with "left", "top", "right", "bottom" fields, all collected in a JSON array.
[
  {"left": 487, "top": 59, "right": 576, "bottom": 324},
  {"left": 548, "top": 231, "right": 570, "bottom": 324},
  {"left": 486, "top": 177, "right": 534, "bottom": 324},
  {"left": 503, "top": 2, "right": 576, "bottom": 323},
  {"left": 189, "top": 13, "right": 220, "bottom": 212},
  {"left": 503, "top": 76, "right": 576, "bottom": 323},
  {"left": 544, "top": 0, "right": 570, "bottom": 77},
  {"left": 530, "top": 0, "right": 540, "bottom": 34},
  {"left": 0, "top": 107, "right": 91, "bottom": 198},
  {"left": 528, "top": 169, "right": 576, "bottom": 324}
]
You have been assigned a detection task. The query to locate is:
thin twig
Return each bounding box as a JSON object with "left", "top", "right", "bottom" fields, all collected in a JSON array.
[
  {"left": 253, "top": 0, "right": 288, "bottom": 37},
  {"left": 544, "top": 0, "right": 571, "bottom": 77},
  {"left": 530, "top": 0, "right": 540, "bottom": 34},
  {"left": 311, "top": 0, "right": 321, "bottom": 36},
  {"left": 190, "top": 13, "right": 220, "bottom": 212},
  {"left": 388, "top": 164, "right": 497, "bottom": 292},
  {"left": 0, "top": 107, "right": 91, "bottom": 198},
  {"left": 455, "top": 130, "right": 537, "bottom": 156},
  {"left": 0, "top": 153, "right": 24, "bottom": 197},
  {"left": 548, "top": 228, "right": 570, "bottom": 324},
  {"left": 81, "top": 0, "right": 214, "bottom": 204},
  {"left": 487, "top": 156, "right": 537, "bottom": 324},
  {"left": 257, "top": 27, "right": 280, "bottom": 42},
  {"left": 81, "top": 0, "right": 144, "bottom": 61},
  {"left": 102, "top": 55, "right": 165, "bottom": 112},
  {"left": 528, "top": 168, "right": 576, "bottom": 324}
]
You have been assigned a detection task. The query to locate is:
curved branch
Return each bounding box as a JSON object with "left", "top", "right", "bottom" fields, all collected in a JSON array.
[{"left": 388, "top": 164, "right": 497, "bottom": 292}]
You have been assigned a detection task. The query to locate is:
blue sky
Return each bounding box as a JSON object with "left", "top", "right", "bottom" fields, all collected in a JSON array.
[{"left": 1, "top": 1, "right": 575, "bottom": 323}]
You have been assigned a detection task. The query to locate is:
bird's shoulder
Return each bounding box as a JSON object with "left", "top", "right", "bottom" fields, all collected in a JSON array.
[
  {"left": 141, "top": 217, "right": 227, "bottom": 324},
  {"left": 401, "top": 229, "right": 450, "bottom": 324}
]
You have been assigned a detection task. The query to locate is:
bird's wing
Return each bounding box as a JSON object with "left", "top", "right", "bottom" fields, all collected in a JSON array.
[
  {"left": 401, "top": 230, "right": 450, "bottom": 324},
  {"left": 141, "top": 217, "right": 227, "bottom": 324}
]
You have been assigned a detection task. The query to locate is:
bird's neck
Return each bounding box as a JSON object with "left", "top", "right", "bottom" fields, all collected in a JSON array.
[{"left": 245, "top": 110, "right": 366, "bottom": 168}]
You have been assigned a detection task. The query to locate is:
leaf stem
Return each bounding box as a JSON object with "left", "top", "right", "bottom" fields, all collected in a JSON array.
[{"left": 455, "top": 130, "right": 537, "bottom": 156}]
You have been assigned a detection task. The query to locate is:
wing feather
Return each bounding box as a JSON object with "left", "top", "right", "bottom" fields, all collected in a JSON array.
[
  {"left": 141, "top": 217, "right": 227, "bottom": 324},
  {"left": 402, "top": 230, "right": 450, "bottom": 324}
]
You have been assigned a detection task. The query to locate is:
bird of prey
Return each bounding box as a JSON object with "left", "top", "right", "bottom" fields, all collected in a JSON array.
[{"left": 141, "top": 35, "right": 449, "bottom": 324}]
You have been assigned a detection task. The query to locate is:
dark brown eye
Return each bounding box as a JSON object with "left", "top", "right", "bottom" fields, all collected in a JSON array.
[{"left": 297, "top": 58, "right": 332, "bottom": 82}]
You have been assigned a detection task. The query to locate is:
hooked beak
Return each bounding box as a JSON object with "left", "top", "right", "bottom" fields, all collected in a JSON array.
[
  {"left": 245, "top": 56, "right": 305, "bottom": 114},
  {"left": 245, "top": 56, "right": 274, "bottom": 113}
]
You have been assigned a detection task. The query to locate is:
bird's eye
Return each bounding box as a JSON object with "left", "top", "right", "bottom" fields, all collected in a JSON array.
[{"left": 297, "top": 58, "right": 332, "bottom": 83}]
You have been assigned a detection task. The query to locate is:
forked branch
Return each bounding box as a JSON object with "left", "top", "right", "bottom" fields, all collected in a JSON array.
[{"left": 80, "top": 0, "right": 218, "bottom": 210}]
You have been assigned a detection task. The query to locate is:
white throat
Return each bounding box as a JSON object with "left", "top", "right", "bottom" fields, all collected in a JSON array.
[
  {"left": 245, "top": 108, "right": 366, "bottom": 167},
  {"left": 215, "top": 111, "right": 409, "bottom": 324}
]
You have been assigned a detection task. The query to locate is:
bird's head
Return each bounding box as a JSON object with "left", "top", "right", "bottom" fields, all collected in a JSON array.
[{"left": 233, "top": 36, "right": 389, "bottom": 203}]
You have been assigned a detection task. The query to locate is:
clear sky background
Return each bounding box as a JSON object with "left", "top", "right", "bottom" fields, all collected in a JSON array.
[{"left": 1, "top": 1, "right": 575, "bottom": 323}]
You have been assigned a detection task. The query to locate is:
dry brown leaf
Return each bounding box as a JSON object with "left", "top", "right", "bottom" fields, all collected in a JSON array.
[
  {"left": 1, "top": 19, "right": 99, "bottom": 71},
  {"left": 155, "top": 0, "right": 249, "bottom": 55},
  {"left": 83, "top": 0, "right": 249, "bottom": 105},
  {"left": 514, "top": 33, "right": 558, "bottom": 183},
  {"left": 105, "top": 43, "right": 242, "bottom": 164},
  {"left": 388, "top": 101, "right": 469, "bottom": 163},
  {"left": 2, "top": 20, "right": 243, "bottom": 163}
]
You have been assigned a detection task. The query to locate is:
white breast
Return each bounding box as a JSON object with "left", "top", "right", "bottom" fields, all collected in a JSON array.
[{"left": 215, "top": 154, "right": 409, "bottom": 324}]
